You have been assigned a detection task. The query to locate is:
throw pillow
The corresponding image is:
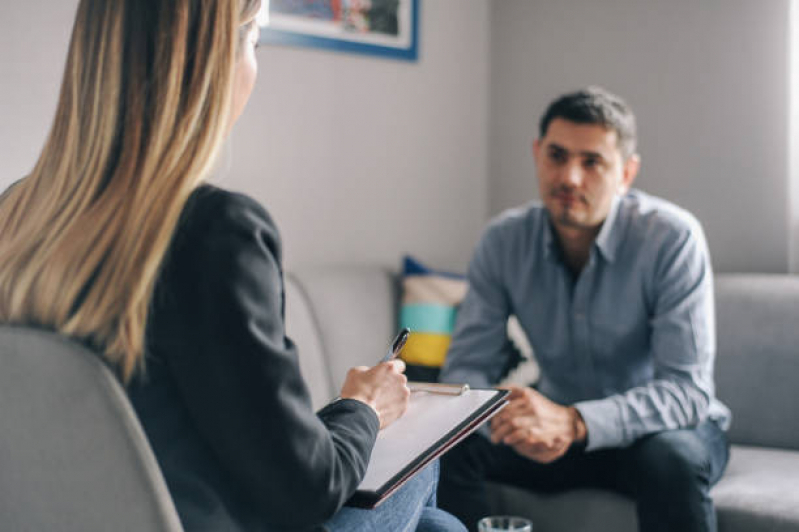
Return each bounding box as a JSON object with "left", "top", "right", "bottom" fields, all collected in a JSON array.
[
  {"left": 398, "top": 255, "right": 540, "bottom": 385},
  {"left": 399, "top": 256, "right": 468, "bottom": 374}
]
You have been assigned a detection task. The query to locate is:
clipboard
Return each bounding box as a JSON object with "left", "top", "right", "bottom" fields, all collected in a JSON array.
[{"left": 348, "top": 386, "right": 509, "bottom": 509}]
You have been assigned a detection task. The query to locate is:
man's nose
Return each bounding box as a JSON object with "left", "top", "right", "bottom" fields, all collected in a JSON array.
[{"left": 561, "top": 163, "right": 583, "bottom": 187}]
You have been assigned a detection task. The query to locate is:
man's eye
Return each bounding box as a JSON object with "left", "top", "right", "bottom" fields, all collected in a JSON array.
[
  {"left": 549, "top": 152, "right": 566, "bottom": 164},
  {"left": 584, "top": 158, "right": 600, "bottom": 169}
]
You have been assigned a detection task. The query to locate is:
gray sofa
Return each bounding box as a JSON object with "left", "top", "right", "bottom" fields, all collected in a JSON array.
[{"left": 285, "top": 269, "right": 799, "bottom": 532}]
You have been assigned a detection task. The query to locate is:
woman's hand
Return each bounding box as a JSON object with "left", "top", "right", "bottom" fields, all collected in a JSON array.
[{"left": 339, "top": 360, "right": 410, "bottom": 429}]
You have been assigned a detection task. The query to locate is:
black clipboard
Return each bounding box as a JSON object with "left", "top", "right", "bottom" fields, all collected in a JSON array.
[{"left": 348, "top": 387, "right": 509, "bottom": 509}]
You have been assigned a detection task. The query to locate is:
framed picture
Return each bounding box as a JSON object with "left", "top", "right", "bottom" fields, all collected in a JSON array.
[{"left": 259, "top": 0, "right": 419, "bottom": 61}]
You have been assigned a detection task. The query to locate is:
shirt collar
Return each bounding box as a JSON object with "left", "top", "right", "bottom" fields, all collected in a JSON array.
[
  {"left": 594, "top": 194, "right": 623, "bottom": 263},
  {"left": 542, "top": 194, "right": 625, "bottom": 264}
]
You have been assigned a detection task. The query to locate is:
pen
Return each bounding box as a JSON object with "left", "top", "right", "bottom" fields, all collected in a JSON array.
[
  {"left": 381, "top": 327, "right": 411, "bottom": 363},
  {"left": 408, "top": 382, "right": 470, "bottom": 396}
]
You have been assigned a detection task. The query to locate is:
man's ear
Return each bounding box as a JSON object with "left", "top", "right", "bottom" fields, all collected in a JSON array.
[
  {"left": 532, "top": 138, "right": 541, "bottom": 163},
  {"left": 619, "top": 154, "right": 641, "bottom": 194}
]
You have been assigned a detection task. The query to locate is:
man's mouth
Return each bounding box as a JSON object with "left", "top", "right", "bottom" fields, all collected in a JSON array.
[{"left": 552, "top": 191, "right": 584, "bottom": 206}]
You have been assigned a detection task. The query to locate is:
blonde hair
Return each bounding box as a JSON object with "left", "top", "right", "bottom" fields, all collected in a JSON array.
[{"left": 0, "top": 0, "right": 262, "bottom": 381}]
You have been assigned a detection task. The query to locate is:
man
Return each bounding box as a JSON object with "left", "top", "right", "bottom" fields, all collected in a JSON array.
[{"left": 438, "top": 87, "right": 731, "bottom": 532}]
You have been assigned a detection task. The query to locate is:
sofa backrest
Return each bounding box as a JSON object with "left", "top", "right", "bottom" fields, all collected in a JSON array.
[
  {"left": 286, "top": 267, "right": 400, "bottom": 410},
  {"left": 0, "top": 326, "right": 183, "bottom": 532},
  {"left": 286, "top": 268, "right": 799, "bottom": 451},
  {"left": 714, "top": 274, "right": 799, "bottom": 451},
  {"left": 284, "top": 274, "right": 334, "bottom": 409}
]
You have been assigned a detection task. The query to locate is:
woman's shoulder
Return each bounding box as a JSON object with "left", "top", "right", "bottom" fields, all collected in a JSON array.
[
  {"left": 171, "top": 184, "right": 283, "bottom": 263},
  {"left": 183, "top": 184, "right": 276, "bottom": 231}
]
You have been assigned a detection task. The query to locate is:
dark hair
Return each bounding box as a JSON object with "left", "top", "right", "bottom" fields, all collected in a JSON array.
[{"left": 539, "top": 86, "right": 637, "bottom": 159}]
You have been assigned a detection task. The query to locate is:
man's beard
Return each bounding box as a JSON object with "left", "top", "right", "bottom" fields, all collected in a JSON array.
[
  {"left": 555, "top": 207, "right": 586, "bottom": 228},
  {"left": 550, "top": 187, "right": 591, "bottom": 228}
]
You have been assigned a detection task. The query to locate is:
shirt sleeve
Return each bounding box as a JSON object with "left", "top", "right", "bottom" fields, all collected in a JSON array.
[
  {"left": 154, "top": 190, "right": 380, "bottom": 530},
  {"left": 440, "top": 223, "right": 517, "bottom": 388},
  {"left": 575, "top": 218, "right": 716, "bottom": 451}
]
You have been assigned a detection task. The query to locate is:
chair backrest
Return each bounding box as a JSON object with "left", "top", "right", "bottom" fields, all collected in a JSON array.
[
  {"left": 714, "top": 274, "right": 799, "bottom": 451},
  {"left": 0, "top": 326, "right": 183, "bottom": 532}
]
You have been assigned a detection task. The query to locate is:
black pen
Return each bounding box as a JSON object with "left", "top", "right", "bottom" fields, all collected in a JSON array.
[{"left": 381, "top": 327, "right": 411, "bottom": 363}]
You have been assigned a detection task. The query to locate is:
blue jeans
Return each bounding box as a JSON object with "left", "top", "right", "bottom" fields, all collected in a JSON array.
[
  {"left": 326, "top": 461, "right": 467, "bottom": 532},
  {"left": 439, "top": 420, "right": 730, "bottom": 532}
]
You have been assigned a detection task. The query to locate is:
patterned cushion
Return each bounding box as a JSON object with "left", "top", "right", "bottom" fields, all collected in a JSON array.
[{"left": 398, "top": 256, "right": 468, "bottom": 368}]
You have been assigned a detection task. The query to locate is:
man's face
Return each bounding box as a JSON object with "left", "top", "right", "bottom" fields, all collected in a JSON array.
[{"left": 534, "top": 118, "right": 639, "bottom": 234}]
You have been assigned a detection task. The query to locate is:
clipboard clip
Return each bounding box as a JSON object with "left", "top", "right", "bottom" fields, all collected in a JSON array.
[{"left": 408, "top": 382, "right": 470, "bottom": 396}]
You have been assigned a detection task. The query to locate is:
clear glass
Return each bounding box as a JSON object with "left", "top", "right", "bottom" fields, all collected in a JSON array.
[{"left": 477, "top": 515, "right": 533, "bottom": 532}]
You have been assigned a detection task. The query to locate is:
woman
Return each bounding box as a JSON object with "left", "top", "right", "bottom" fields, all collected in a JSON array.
[{"left": 0, "top": 1, "right": 465, "bottom": 531}]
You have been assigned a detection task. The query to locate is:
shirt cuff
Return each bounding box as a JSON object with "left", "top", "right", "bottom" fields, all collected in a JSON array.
[{"left": 574, "top": 397, "right": 625, "bottom": 451}]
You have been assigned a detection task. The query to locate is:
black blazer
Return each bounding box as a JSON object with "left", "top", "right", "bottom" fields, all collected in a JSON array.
[{"left": 128, "top": 185, "right": 379, "bottom": 531}]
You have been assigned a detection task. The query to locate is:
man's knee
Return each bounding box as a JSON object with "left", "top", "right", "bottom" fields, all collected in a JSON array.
[
  {"left": 440, "top": 433, "right": 493, "bottom": 484},
  {"left": 629, "top": 429, "right": 713, "bottom": 495}
]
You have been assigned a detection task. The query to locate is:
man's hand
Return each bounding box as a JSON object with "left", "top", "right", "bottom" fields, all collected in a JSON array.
[{"left": 490, "top": 386, "right": 587, "bottom": 463}]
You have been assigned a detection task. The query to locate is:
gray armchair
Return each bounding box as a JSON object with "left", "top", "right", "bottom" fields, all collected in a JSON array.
[{"left": 0, "top": 326, "right": 182, "bottom": 532}]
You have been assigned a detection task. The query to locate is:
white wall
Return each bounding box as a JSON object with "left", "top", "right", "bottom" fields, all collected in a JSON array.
[
  {"left": 489, "top": 0, "right": 792, "bottom": 273},
  {"left": 1, "top": 0, "right": 490, "bottom": 272},
  {"left": 4, "top": 1, "right": 794, "bottom": 274},
  {"left": 0, "top": 1, "right": 77, "bottom": 186},
  {"left": 222, "top": 0, "right": 489, "bottom": 269}
]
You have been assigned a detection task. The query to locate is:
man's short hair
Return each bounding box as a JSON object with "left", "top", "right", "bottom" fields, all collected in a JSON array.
[{"left": 539, "top": 86, "right": 638, "bottom": 159}]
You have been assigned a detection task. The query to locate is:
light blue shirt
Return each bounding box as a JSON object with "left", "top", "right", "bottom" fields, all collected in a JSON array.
[{"left": 440, "top": 190, "right": 731, "bottom": 452}]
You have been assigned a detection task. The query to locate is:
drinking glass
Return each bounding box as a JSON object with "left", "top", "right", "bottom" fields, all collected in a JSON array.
[{"left": 477, "top": 515, "right": 533, "bottom": 532}]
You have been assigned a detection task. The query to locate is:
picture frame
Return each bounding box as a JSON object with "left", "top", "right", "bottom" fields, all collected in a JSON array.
[{"left": 259, "top": 0, "right": 420, "bottom": 61}]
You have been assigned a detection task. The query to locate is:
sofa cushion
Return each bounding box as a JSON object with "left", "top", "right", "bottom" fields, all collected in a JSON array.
[
  {"left": 487, "top": 444, "right": 799, "bottom": 532},
  {"left": 714, "top": 445, "right": 799, "bottom": 531},
  {"left": 714, "top": 275, "right": 799, "bottom": 450}
]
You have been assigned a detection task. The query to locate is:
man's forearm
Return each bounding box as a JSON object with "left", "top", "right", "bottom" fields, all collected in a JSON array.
[{"left": 575, "top": 376, "right": 710, "bottom": 451}]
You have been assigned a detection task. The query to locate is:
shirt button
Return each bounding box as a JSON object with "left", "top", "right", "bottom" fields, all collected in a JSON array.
[{"left": 574, "top": 311, "right": 585, "bottom": 319}]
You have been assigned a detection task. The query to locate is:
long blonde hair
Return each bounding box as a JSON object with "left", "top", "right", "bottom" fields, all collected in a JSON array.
[{"left": 0, "top": 0, "right": 262, "bottom": 381}]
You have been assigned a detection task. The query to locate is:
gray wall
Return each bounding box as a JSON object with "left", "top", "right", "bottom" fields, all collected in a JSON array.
[
  {"left": 2, "top": 1, "right": 795, "bottom": 273},
  {"left": 0, "top": 1, "right": 76, "bottom": 188},
  {"left": 489, "top": 0, "right": 792, "bottom": 273},
  {"left": 221, "top": 0, "right": 489, "bottom": 269},
  {"left": 0, "top": 0, "right": 490, "bottom": 271}
]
